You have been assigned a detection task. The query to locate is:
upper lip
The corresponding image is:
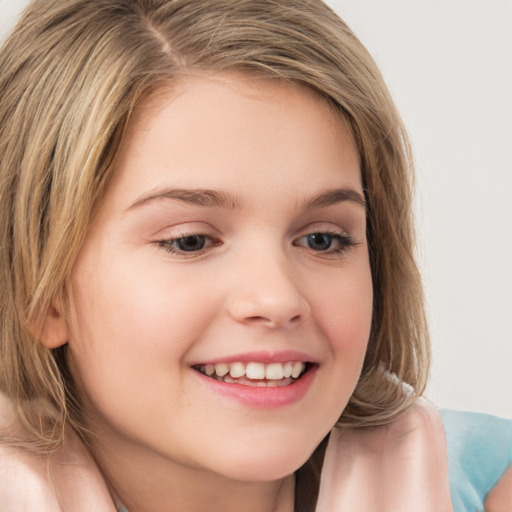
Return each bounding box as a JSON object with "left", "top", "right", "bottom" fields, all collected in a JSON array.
[{"left": 189, "top": 350, "right": 319, "bottom": 366}]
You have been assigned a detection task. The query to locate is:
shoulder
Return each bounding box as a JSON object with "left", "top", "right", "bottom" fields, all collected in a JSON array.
[
  {"left": 318, "top": 399, "right": 512, "bottom": 512},
  {"left": 440, "top": 408, "right": 512, "bottom": 512},
  {"left": 0, "top": 393, "right": 117, "bottom": 512},
  {"left": 317, "top": 398, "right": 453, "bottom": 511}
]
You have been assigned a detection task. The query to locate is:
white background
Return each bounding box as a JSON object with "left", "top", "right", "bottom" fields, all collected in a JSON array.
[{"left": 1, "top": 0, "right": 511, "bottom": 418}]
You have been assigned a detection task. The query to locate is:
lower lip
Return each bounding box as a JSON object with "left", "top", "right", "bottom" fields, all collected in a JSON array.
[{"left": 193, "top": 366, "right": 317, "bottom": 408}]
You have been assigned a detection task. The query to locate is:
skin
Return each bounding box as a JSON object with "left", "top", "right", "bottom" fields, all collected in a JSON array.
[
  {"left": 484, "top": 465, "right": 512, "bottom": 511},
  {"left": 47, "top": 74, "right": 373, "bottom": 512}
]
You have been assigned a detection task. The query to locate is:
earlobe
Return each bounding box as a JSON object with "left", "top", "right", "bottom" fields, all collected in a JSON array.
[{"left": 38, "top": 303, "right": 70, "bottom": 349}]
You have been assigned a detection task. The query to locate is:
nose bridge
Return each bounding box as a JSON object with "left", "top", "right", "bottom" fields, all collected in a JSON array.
[{"left": 227, "top": 238, "right": 310, "bottom": 328}]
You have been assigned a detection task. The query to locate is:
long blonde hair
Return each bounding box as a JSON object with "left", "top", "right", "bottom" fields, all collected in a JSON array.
[{"left": 0, "top": 0, "right": 429, "bottom": 503}]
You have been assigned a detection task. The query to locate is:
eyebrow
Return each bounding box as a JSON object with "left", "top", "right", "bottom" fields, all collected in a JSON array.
[
  {"left": 127, "top": 186, "right": 366, "bottom": 212},
  {"left": 128, "top": 188, "right": 243, "bottom": 210},
  {"left": 301, "top": 188, "right": 367, "bottom": 210}
]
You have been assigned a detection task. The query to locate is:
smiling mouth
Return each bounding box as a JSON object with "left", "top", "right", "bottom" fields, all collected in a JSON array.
[{"left": 192, "top": 361, "right": 312, "bottom": 388}]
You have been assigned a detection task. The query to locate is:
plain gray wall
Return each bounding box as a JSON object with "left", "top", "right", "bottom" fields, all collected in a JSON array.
[{"left": 1, "top": 0, "right": 511, "bottom": 418}]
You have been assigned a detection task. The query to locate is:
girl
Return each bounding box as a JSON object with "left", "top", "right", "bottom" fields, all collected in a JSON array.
[{"left": 0, "top": 1, "right": 510, "bottom": 510}]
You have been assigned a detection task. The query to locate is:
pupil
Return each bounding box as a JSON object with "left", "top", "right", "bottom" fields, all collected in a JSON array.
[
  {"left": 177, "top": 235, "right": 205, "bottom": 252},
  {"left": 307, "top": 233, "right": 332, "bottom": 251}
]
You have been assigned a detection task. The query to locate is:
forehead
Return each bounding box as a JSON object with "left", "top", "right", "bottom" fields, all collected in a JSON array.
[
  {"left": 106, "top": 73, "right": 361, "bottom": 211},
  {"left": 132, "top": 72, "right": 343, "bottom": 124}
]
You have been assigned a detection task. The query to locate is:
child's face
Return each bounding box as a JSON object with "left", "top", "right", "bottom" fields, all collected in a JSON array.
[{"left": 66, "top": 75, "right": 372, "bottom": 482}]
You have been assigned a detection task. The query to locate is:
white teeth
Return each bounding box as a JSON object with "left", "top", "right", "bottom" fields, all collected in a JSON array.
[
  {"left": 283, "top": 362, "right": 293, "bottom": 378},
  {"left": 214, "top": 363, "right": 229, "bottom": 377},
  {"left": 291, "top": 362, "right": 304, "bottom": 378},
  {"left": 229, "top": 362, "right": 245, "bottom": 378},
  {"left": 266, "top": 363, "right": 284, "bottom": 380},
  {"left": 203, "top": 361, "right": 307, "bottom": 381},
  {"left": 246, "top": 362, "right": 266, "bottom": 379}
]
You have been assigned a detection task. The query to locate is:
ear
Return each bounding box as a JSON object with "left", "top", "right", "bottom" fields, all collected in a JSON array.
[{"left": 37, "top": 302, "right": 70, "bottom": 349}]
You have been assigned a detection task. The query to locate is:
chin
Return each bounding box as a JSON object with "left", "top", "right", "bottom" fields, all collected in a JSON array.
[{"left": 211, "top": 442, "right": 316, "bottom": 483}]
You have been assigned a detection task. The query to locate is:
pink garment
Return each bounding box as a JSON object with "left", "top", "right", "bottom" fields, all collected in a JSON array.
[
  {"left": 0, "top": 394, "right": 116, "bottom": 512},
  {"left": 316, "top": 398, "right": 453, "bottom": 511}
]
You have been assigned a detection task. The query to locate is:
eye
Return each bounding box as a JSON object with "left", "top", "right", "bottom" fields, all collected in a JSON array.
[
  {"left": 305, "top": 233, "right": 334, "bottom": 251},
  {"left": 294, "top": 231, "right": 355, "bottom": 255},
  {"left": 156, "top": 234, "right": 218, "bottom": 255},
  {"left": 174, "top": 234, "right": 206, "bottom": 252}
]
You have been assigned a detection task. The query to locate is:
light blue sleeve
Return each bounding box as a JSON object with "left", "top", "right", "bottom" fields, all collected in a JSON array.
[{"left": 440, "top": 409, "right": 512, "bottom": 512}]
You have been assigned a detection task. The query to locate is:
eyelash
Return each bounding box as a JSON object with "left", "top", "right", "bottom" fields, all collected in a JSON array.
[
  {"left": 293, "top": 231, "right": 356, "bottom": 256},
  {"left": 155, "top": 230, "right": 356, "bottom": 257},
  {"left": 155, "top": 234, "right": 219, "bottom": 256}
]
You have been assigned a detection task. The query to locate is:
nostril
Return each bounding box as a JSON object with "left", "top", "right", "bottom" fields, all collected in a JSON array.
[
  {"left": 247, "top": 316, "right": 267, "bottom": 322},
  {"left": 244, "top": 313, "right": 303, "bottom": 328}
]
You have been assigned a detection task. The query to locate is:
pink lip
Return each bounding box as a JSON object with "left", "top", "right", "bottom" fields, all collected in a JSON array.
[
  {"left": 192, "top": 364, "right": 318, "bottom": 408},
  {"left": 190, "top": 350, "right": 318, "bottom": 366}
]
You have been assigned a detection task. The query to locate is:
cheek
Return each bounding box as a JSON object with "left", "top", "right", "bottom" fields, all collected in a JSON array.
[
  {"left": 67, "top": 256, "right": 222, "bottom": 401},
  {"left": 313, "top": 267, "right": 373, "bottom": 354},
  {"left": 72, "top": 257, "right": 216, "bottom": 349},
  {"left": 294, "top": 266, "right": 372, "bottom": 440},
  {"left": 309, "top": 263, "right": 373, "bottom": 412}
]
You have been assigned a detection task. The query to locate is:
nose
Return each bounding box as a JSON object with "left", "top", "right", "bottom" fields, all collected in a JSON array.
[{"left": 226, "top": 250, "right": 311, "bottom": 329}]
